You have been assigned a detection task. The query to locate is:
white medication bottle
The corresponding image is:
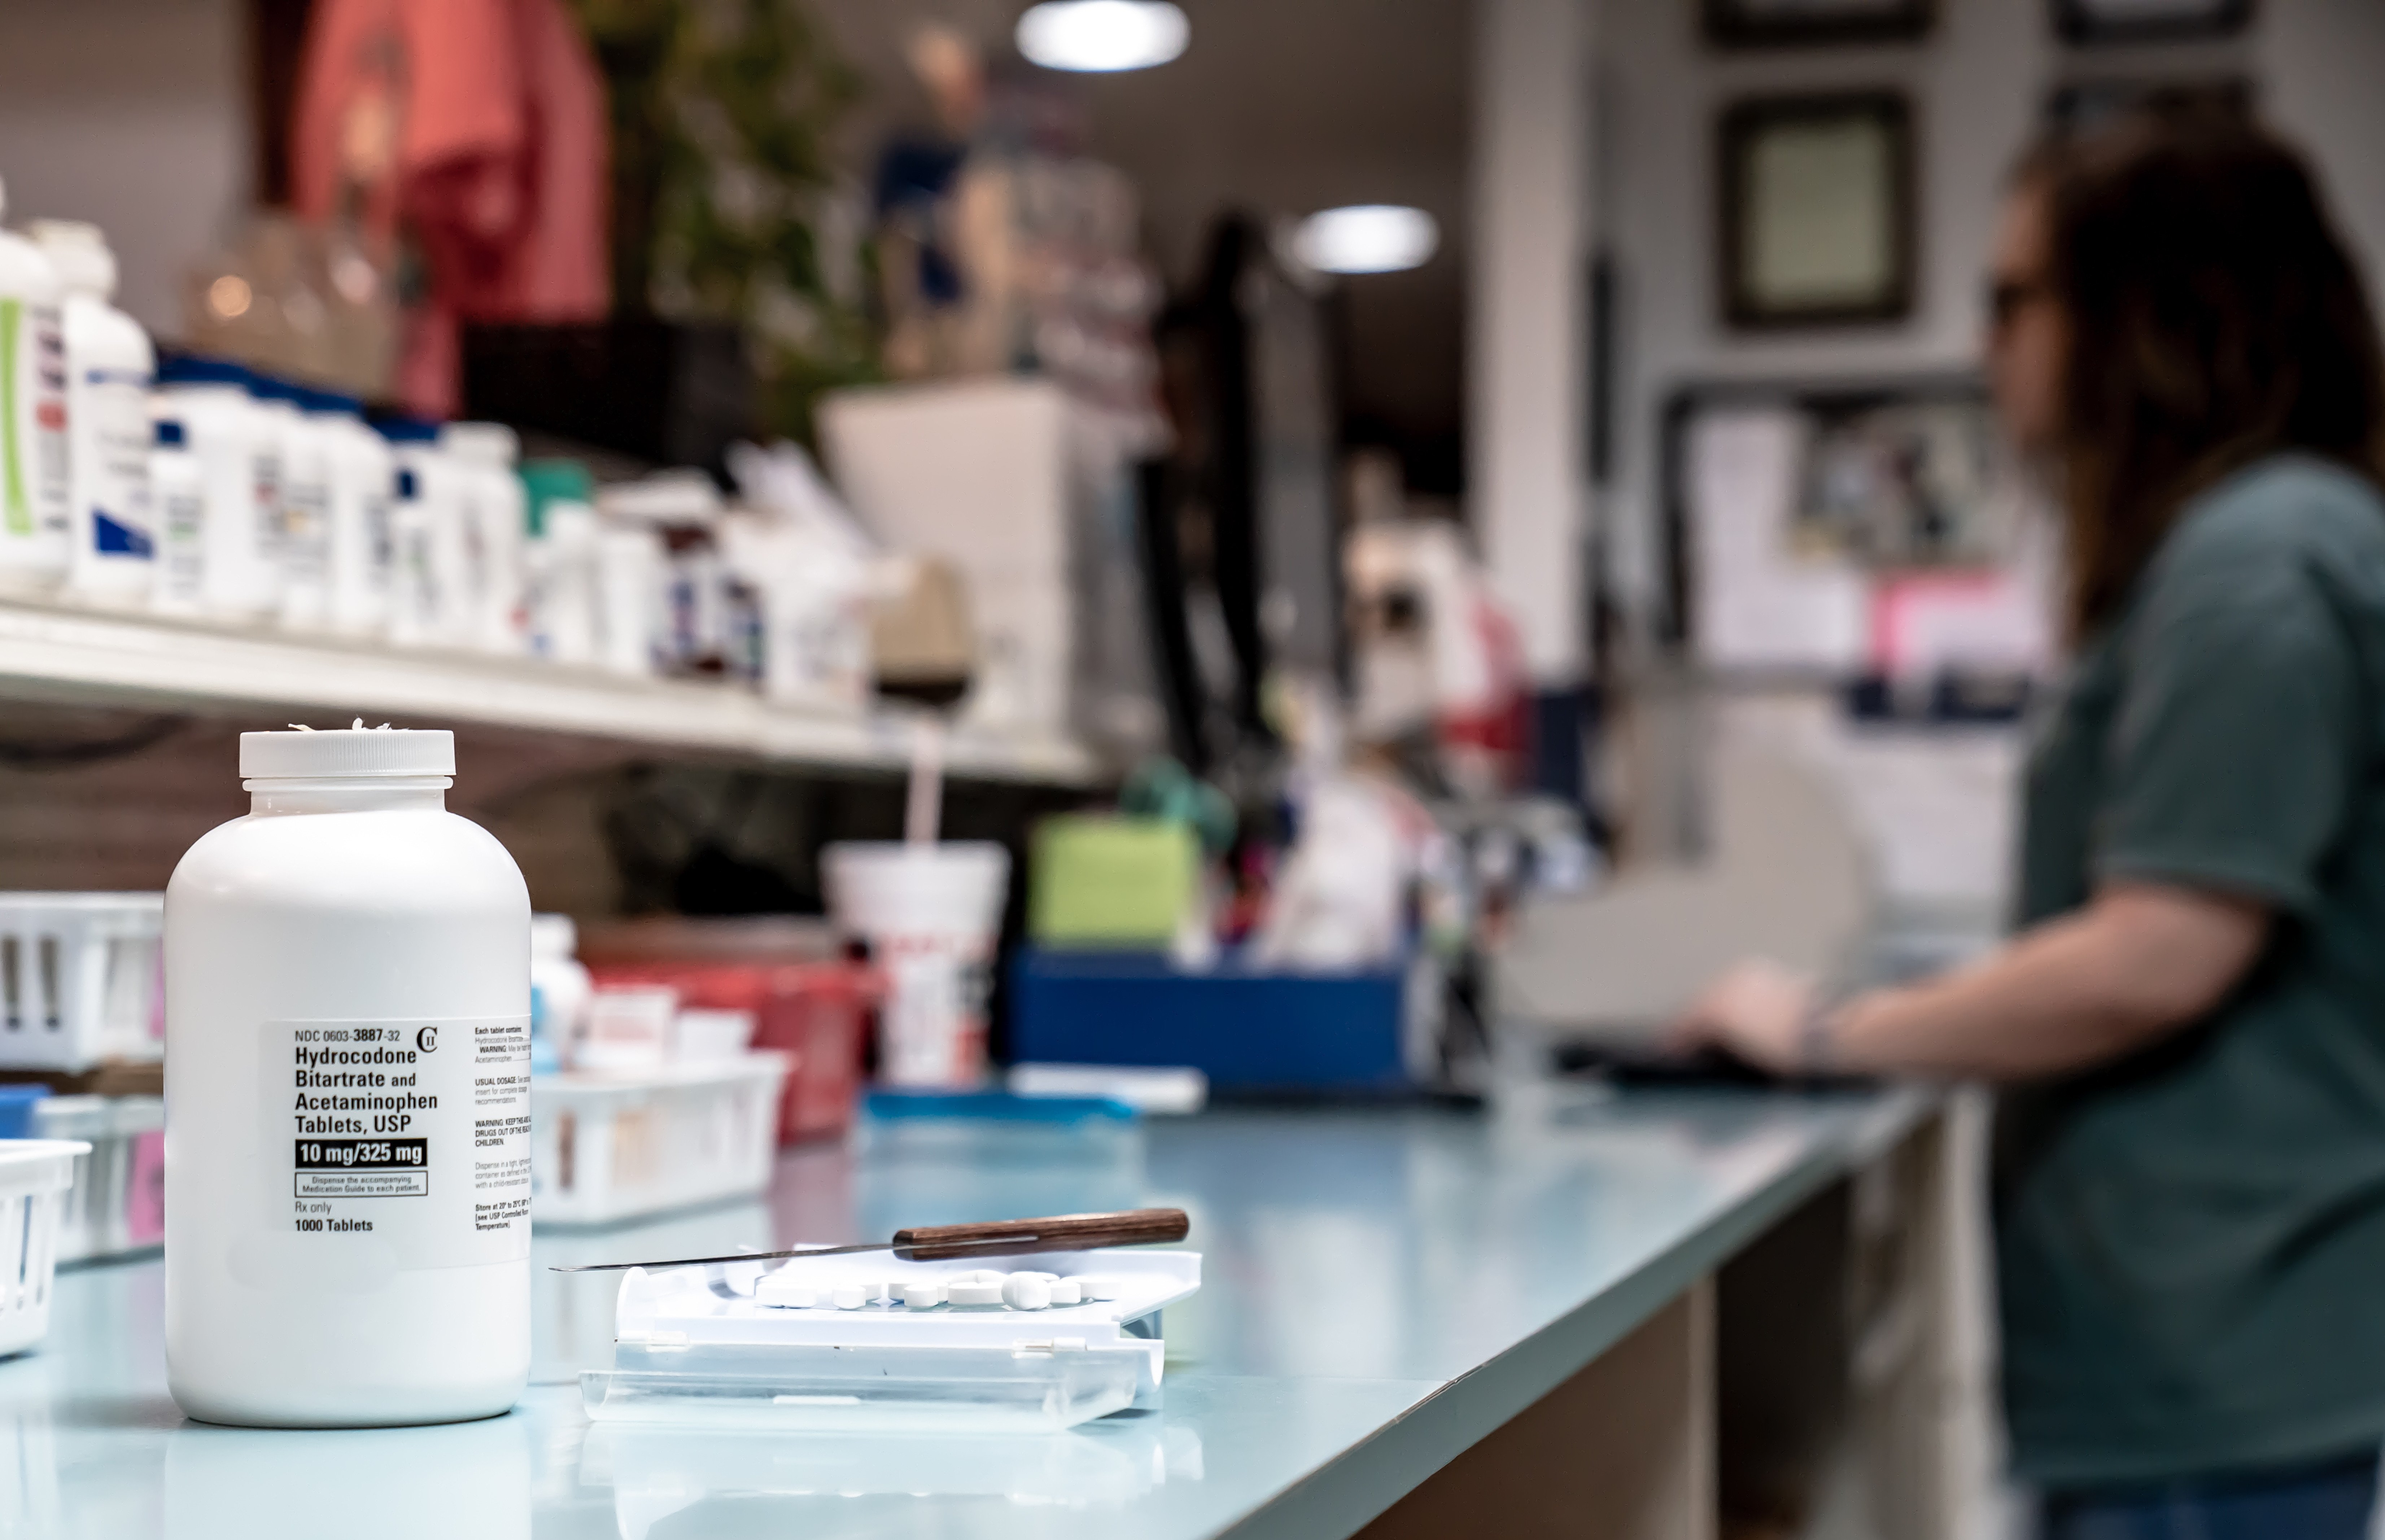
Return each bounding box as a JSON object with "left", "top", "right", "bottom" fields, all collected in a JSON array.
[
  {"left": 595, "top": 523, "right": 665, "bottom": 676},
  {"left": 33, "top": 220, "right": 153, "bottom": 603},
  {"left": 521, "top": 460, "right": 598, "bottom": 664},
  {"left": 254, "top": 378, "right": 332, "bottom": 630},
  {"left": 0, "top": 181, "right": 69, "bottom": 590},
  {"left": 382, "top": 422, "right": 466, "bottom": 647},
  {"left": 325, "top": 410, "right": 394, "bottom": 636},
  {"left": 527, "top": 913, "right": 590, "bottom": 1074},
  {"left": 148, "top": 417, "right": 205, "bottom": 616},
  {"left": 527, "top": 498, "right": 600, "bottom": 665},
  {"left": 385, "top": 459, "right": 441, "bottom": 647},
  {"left": 156, "top": 356, "right": 279, "bottom": 620},
  {"left": 437, "top": 422, "right": 528, "bottom": 655},
  {"left": 163, "top": 724, "right": 533, "bottom": 1427}
]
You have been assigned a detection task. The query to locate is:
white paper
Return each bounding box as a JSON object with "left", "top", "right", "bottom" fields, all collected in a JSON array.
[{"left": 1689, "top": 406, "right": 1869, "bottom": 671}]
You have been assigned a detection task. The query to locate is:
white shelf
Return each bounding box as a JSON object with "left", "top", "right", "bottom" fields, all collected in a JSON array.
[{"left": 0, "top": 598, "right": 1098, "bottom": 785}]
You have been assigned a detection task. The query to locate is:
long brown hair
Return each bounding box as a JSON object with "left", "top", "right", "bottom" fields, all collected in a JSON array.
[{"left": 2034, "top": 111, "right": 2385, "bottom": 634}]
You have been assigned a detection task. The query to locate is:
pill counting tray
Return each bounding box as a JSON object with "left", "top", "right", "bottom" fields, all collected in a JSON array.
[{"left": 581, "top": 1248, "right": 1200, "bottom": 1433}]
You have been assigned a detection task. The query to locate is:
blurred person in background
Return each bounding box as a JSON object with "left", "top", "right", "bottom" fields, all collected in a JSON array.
[{"left": 1676, "top": 110, "right": 2385, "bottom": 1539}]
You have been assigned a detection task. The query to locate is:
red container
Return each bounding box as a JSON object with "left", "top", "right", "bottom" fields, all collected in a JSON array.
[
  {"left": 585, "top": 958, "right": 878, "bottom": 1145},
  {"left": 755, "top": 962, "right": 877, "bottom": 1142}
]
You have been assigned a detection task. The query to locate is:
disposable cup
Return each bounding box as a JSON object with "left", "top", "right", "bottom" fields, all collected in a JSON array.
[{"left": 822, "top": 842, "right": 1009, "bottom": 1087}]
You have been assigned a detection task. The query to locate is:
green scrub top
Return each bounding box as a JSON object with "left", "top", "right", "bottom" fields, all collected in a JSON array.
[{"left": 1998, "top": 453, "right": 2385, "bottom": 1489}]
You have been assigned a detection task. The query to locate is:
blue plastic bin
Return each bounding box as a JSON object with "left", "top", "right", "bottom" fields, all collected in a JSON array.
[
  {"left": 857, "top": 1089, "right": 1141, "bottom": 1164},
  {"left": 0, "top": 1086, "right": 48, "bottom": 1139},
  {"left": 1008, "top": 949, "right": 1411, "bottom": 1094}
]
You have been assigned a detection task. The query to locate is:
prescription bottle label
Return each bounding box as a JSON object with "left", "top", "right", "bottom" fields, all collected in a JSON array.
[
  {"left": 280, "top": 473, "right": 329, "bottom": 586},
  {"left": 0, "top": 298, "right": 67, "bottom": 542},
  {"left": 80, "top": 366, "right": 154, "bottom": 556},
  {"left": 263, "top": 1016, "right": 532, "bottom": 1268},
  {"left": 156, "top": 480, "right": 204, "bottom": 606},
  {"left": 252, "top": 445, "right": 284, "bottom": 561}
]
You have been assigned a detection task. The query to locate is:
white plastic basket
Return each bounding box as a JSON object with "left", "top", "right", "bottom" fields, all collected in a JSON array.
[
  {"left": 0, "top": 1140, "right": 89, "bottom": 1355},
  {"left": 33, "top": 1095, "right": 164, "bottom": 1265},
  {"left": 531, "top": 1053, "right": 791, "bottom": 1227},
  {"left": 0, "top": 894, "right": 164, "bottom": 1072}
]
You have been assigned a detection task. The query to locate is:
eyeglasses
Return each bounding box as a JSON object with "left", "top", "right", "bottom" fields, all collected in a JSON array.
[{"left": 1987, "top": 274, "right": 2056, "bottom": 331}]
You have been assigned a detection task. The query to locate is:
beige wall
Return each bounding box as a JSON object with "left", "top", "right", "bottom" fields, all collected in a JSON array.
[
  {"left": 1595, "top": 0, "right": 2385, "bottom": 622},
  {"left": 0, "top": 0, "right": 250, "bottom": 339},
  {"left": 809, "top": 0, "right": 1471, "bottom": 482},
  {"left": 1470, "top": 0, "right": 1592, "bottom": 684}
]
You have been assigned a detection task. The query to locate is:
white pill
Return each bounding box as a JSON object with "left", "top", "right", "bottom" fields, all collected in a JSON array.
[
  {"left": 1047, "top": 1279, "right": 1084, "bottom": 1306},
  {"left": 857, "top": 1279, "right": 892, "bottom": 1302},
  {"left": 900, "top": 1281, "right": 946, "bottom": 1308},
  {"left": 1003, "top": 1273, "right": 1053, "bottom": 1311},
  {"left": 757, "top": 1278, "right": 820, "bottom": 1309},
  {"left": 948, "top": 1279, "right": 1005, "bottom": 1306},
  {"left": 963, "top": 1269, "right": 1008, "bottom": 1285},
  {"left": 832, "top": 1285, "right": 867, "bottom": 1309},
  {"left": 1019, "top": 1272, "right": 1058, "bottom": 1283},
  {"left": 1075, "top": 1276, "right": 1121, "bottom": 1301}
]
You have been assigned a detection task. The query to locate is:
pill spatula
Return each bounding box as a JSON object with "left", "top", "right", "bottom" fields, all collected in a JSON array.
[{"left": 549, "top": 1207, "right": 1190, "bottom": 1272}]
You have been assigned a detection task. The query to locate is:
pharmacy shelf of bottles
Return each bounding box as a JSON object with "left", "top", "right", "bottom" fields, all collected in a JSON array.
[{"left": 0, "top": 598, "right": 1097, "bottom": 785}]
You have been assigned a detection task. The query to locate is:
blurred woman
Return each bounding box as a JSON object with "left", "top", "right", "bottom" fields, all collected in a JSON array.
[{"left": 1676, "top": 110, "right": 2385, "bottom": 1539}]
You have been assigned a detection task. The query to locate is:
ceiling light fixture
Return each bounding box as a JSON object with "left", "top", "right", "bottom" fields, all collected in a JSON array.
[
  {"left": 1291, "top": 205, "right": 1440, "bottom": 275},
  {"left": 1015, "top": 0, "right": 1189, "bottom": 73}
]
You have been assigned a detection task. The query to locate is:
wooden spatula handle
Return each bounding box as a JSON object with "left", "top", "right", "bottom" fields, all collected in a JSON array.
[{"left": 891, "top": 1207, "right": 1190, "bottom": 1260}]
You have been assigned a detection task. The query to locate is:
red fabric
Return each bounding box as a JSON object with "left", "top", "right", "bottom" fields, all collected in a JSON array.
[
  {"left": 1436, "top": 590, "right": 1533, "bottom": 788},
  {"left": 292, "top": 0, "right": 609, "bottom": 416}
]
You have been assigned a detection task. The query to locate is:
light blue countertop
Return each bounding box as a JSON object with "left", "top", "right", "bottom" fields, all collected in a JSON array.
[{"left": 17, "top": 1086, "right": 1930, "bottom": 1540}]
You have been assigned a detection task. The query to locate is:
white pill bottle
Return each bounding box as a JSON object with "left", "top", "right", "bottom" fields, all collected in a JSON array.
[
  {"left": 0, "top": 180, "right": 70, "bottom": 588},
  {"left": 320, "top": 400, "right": 395, "bottom": 637},
  {"left": 438, "top": 421, "right": 529, "bottom": 655},
  {"left": 148, "top": 417, "right": 206, "bottom": 616},
  {"left": 165, "top": 725, "right": 533, "bottom": 1427},
  {"left": 32, "top": 220, "right": 153, "bottom": 603},
  {"left": 156, "top": 356, "right": 279, "bottom": 620}
]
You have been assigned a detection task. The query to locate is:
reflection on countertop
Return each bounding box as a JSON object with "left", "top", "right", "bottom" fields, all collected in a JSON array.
[
  {"left": 5, "top": 1087, "right": 1927, "bottom": 1540},
  {"left": 588, "top": 1414, "right": 1202, "bottom": 1537}
]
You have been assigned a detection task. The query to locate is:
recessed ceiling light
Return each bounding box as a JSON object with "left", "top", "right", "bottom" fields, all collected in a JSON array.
[
  {"left": 1291, "top": 206, "right": 1440, "bottom": 275},
  {"left": 1016, "top": 0, "right": 1189, "bottom": 73}
]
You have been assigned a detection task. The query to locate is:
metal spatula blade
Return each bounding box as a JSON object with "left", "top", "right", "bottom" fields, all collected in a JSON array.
[{"left": 547, "top": 1207, "right": 1191, "bottom": 1273}]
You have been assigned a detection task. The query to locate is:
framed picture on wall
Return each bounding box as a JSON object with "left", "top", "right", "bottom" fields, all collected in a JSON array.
[
  {"left": 1718, "top": 92, "right": 1916, "bottom": 331},
  {"left": 2052, "top": 0, "right": 2255, "bottom": 46},
  {"left": 1703, "top": 0, "right": 1934, "bottom": 49},
  {"left": 2044, "top": 75, "right": 2253, "bottom": 137}
]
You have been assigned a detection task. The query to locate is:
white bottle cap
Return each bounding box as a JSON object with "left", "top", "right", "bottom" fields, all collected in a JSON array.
[
  {"left": 530, "top": 913, "right": 578, "bottom": 957},
  {"left": 28, "top": 220, "right": 115, "bottom": 299},
  {"left": 439, "top": 421, "right": 520, "bottom": 467},
  {"left": 240, "top": 723, "right": 456, "bottom": 778}
]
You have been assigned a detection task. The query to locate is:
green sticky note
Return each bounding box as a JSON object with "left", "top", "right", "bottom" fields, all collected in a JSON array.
[{"left": 1031, "top": 816, "right": 1197, "bottom": 946}]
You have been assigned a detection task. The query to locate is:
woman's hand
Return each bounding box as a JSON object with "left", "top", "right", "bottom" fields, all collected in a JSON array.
[
  {"left": 1665, "top": 883, "right": 2269, "bottom": 1084},
  {"left": 1667, "top": 958, "right": 1821, "bottom": 1075}
]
